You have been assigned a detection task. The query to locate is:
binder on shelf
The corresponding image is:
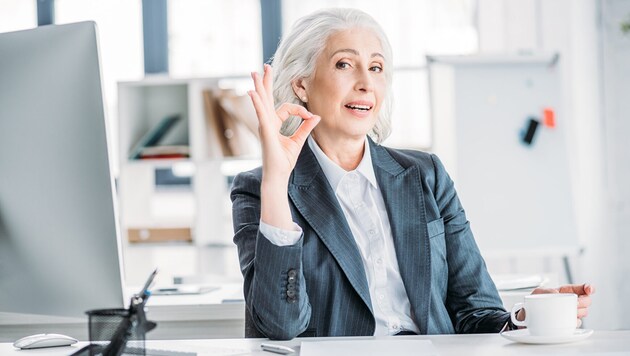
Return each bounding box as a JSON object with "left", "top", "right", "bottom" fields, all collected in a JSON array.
[
  {"left": 138, "top": 145, "right": 190, "bottom": 159},
  {"left": 203, "top": 89, "right": 260, "bottom": 158},
  {"left": 218, "top": 90, "right": 259, "bottom": 140},
  {"left": 203, "top": 89, "right": 233, "bottom": 157},
  {"left": 127, "top": 227, "right": 192, "bottom": 243},
  {"left": 128, "top": 114, "right": 183, "bottom": 160}
]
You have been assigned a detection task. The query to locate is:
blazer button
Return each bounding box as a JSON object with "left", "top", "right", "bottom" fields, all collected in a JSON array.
[
  {"left": 287, "top": 269, "right": 297, "bottom": 278},
  {"left": 286, "top": 289, "right": 296, "bottom": 298},
  {"left": 287, "top": 296, "right": 297, "bottom": 304},
  {"left": 287, "top": 283, "right": 296, "bottom": 291},
  {"left": 287, "top": 275, "right": 297, "bottom": 284}
]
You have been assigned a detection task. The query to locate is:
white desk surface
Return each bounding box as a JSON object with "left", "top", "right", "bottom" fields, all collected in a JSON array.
[
  {"left": 0, "top": 277, "right": 534, "bottom": 325},
  {"left": 1, "top": 331, "right": 628, "bottom": 355},
  {"left": 0, "top": 283, "right": 244, "bottom": 325},
  {"left": 0, "top": 279, "right": 547, "bottom": 342},
  {"left": 0, "top": 284, "right": 246, "bottom": 342}
]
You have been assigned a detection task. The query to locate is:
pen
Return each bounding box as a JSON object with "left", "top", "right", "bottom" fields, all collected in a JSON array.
[{"left": 260, "top": 343, "right": 296, "bottom": 354}]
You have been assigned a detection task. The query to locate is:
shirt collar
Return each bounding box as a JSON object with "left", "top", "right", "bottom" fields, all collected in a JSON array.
[{"left": 307, "top": 135, "right": 378, "bottom": 191}]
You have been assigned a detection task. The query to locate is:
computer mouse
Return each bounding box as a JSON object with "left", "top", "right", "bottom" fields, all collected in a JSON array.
[{"left": 13, "top": 333, "right": 78, "bottom": 349}]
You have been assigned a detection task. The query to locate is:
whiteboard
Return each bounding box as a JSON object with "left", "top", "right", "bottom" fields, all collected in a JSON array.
[{"left": 429, "top": 54, "right": 577, "bottom": 252}]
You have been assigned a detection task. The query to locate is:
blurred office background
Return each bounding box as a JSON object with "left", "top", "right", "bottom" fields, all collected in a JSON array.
[{"left": 0, "top": 0, "right": 628, "bottom": 331}]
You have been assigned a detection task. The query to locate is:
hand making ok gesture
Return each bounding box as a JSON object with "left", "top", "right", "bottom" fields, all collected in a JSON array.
[{"left": 248, "top": 64, "right": 321, "bottom": 182}]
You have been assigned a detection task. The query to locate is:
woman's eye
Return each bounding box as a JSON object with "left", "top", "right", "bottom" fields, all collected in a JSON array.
[
  {"left": 370, "top": 66, "right": 383, "bottom": 73},
  {"left": 336, "top": 61, "right": 350, "bottom": 69}
]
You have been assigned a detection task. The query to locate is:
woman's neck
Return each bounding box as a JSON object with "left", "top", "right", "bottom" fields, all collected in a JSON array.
[{"left": 311, "top": 133, "right": 365, "bottom": 171}]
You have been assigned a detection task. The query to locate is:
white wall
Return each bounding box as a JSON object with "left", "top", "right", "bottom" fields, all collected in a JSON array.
[
  {"left": 600, "top": 0, "right": 630, "bottom": 330},
  {"left": 476, "top": 0, "right": 626, "bottom": 330}
]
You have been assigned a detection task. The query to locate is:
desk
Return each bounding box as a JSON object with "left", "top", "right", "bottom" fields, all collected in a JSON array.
[
  {"left": 0, "top": 284, "right": 245, "bottom": 343},
  {"left": 0, "top": 331, "right": 628, "bottom": 355},
  {"left": 0, "top": 281, "right": 538, "bottom": 343}
]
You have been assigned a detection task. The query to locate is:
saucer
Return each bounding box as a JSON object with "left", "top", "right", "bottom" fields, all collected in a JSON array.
[{"left": 500, "top": 329, "right": 594, "bottom": 345}]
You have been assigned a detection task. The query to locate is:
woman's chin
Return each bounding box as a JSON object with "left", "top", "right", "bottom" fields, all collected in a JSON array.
[{"left": 338, "top": 126, "right": 374, "bottom": 140}]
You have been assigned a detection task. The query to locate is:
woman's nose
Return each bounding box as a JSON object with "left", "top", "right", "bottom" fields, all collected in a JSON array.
[{"left": 354, "top": 68, "right": 374, "bottom": 92}]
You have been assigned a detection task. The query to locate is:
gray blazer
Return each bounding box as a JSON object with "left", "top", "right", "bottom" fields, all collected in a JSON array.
[{"left": 231, "top": 138, "right": 509, "bottom": 340}]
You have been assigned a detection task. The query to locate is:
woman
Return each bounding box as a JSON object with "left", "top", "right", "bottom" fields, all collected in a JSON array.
[{"left": 231, "top": 8, "right": 593, "bottom": 340}]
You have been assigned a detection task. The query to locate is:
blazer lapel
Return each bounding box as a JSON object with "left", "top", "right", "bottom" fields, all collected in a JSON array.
[
  {"left": 288, "top": 144, "right": 373, "bottom": 313},
  {"left": 370, "top": 139, "right": 431, "bottom": 334}
]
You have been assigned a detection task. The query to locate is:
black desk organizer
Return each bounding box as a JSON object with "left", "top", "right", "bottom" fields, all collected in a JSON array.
[{"left": 72, "top": 272, "right": 158, "bottom": 356}]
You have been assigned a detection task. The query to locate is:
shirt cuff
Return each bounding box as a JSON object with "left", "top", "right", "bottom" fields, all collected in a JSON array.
[{"left": 259, "top": 219, "right": 303, "bottom": 246}]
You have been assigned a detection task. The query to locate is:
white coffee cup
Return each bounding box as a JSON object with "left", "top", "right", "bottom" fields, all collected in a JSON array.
[{"left": 510, "top": 293, "right": 577, "bottom": 336}]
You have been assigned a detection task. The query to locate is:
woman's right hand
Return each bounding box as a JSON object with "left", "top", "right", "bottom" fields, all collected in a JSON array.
[{"left": 248, "top": 64, "right": 320, "bottom": 183}]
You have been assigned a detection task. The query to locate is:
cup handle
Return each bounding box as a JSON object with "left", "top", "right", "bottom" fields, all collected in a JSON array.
[{"left": 510, "top": 302, "right": 527, "bottom": 327}]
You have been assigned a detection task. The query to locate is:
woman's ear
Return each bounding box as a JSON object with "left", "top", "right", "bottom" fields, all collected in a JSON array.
[{"left": 291, "top": 78, "right": 308, "bottom": 103}]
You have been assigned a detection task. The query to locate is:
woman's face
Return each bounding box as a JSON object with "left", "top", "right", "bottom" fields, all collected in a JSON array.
[{"left": 299, "top": 27, "right": 387, "bottom": 142}]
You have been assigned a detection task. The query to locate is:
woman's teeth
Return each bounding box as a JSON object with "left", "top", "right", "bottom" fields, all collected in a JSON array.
[{"left": 345, "top": 104, "right": 371, "bottom": 111}]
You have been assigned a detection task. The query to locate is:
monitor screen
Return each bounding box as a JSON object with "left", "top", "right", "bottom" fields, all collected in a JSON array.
[{"left": 0, "top": 22, "right": 125, "bottom": 317}]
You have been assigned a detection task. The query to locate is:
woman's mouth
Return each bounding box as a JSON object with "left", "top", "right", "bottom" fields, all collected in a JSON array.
[
  {"left": 344, "top": 101, "right": 374, "bottom": 119},
  {"left": 344, "top": 104, "right": 372, "bottom": 112}
]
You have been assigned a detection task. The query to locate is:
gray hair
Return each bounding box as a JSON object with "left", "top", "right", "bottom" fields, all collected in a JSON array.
[{"left": 272, "top": 8, "right": 393, "bottom": 143}]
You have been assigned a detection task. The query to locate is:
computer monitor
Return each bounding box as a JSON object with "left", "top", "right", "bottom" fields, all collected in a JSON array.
[{"left": 0, "top": 22, "right": 125, "bottom": 317}]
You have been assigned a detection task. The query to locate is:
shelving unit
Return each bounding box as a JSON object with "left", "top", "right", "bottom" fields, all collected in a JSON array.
[{"left": 117, "top": 76, "right": 260, "bottom": 285}]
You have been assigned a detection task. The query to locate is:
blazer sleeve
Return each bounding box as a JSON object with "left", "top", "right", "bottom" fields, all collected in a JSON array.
[
  {"left": 230, "top": 170, "right": 312, "bottom": 340},
  {"left": 430, "top": 154, "right": 511, "bottom": 333}
]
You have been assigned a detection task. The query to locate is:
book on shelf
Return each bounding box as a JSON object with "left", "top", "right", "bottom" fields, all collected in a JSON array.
[
  {"left": 202, "top": 89, "right": 260, "bottom": 158},
  {"left": 138, "top": 145, "right": 190, "bottom": 159},
  {"left": 127, "top": 227, "right": 192, "bottom": 243},
  {"left": 218, "top": 90, "right": 260, "bottom": 140},
  {"left": 128, "top": 114, "right": 183, "bottom": 160},
  {"left": 203, "top": 89, "right": 233, "bottom": 156}
]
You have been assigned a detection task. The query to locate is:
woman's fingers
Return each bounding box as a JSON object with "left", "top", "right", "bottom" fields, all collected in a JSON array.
[
  {"left": 290, "top": 115, "right": 321, "bottom": 146},
  {"left": 578, "top": 307, "right": 589, "bottom": 319},
  {"left": 252, "top": 64, "right": 276, "bottom": 111},
  {"left": 247, "top": 90, "right": 266, "bottom": 123},
  {"left": 250, "top": 65, "right": 317, "bottom": 158},
  {"left": 531, "top": 288, "right": 559, "bottom": 295},
  {"left": 530, "top": 286, "right": 592, "bottom": 324},
  {"left": 559, "top": 284, "right": 595, "bottom": 296},
  {"left": 578, "top": 295, "right": 592, "bottom": 309},
  {"left": 276, "top": 103, "right": 314, "bottom": 122},
  {"left": 577, "top": 294, "right": 591, "bottom": 320},
  {"left": 263, "top": 64, "right": 274, "bottom": 103},
  {"left": 251, "top": 71, "right": 270, "bottom": 111},
  {"left": 249, "top": 90, "right": 317, "bottom": 147}
]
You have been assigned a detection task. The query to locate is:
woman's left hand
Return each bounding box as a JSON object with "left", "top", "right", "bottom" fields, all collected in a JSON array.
[{"left": 529, "top": 283, "right": 595, "bottom": 327}]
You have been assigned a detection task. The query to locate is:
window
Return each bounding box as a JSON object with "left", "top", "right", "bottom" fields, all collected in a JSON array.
[
  {"left": 282, "top": 0, "right": 478, "bottom": 149},
  {"left": 168, "top": 0, "right": 263, "bottom": 77},
  {"left": 0, "top": 0, "right": 36, "bottom": 33},
  {"left": 56, "top": 0, "right": 144, "bottom": 173}
]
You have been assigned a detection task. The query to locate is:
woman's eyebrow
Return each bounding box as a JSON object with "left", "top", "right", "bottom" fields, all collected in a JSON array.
[
  {"left": 330, "top": 48, "right": 359, "bottom": 58},
  {"left": 330, "top": 48, "right": 385, "bottom": 59}
]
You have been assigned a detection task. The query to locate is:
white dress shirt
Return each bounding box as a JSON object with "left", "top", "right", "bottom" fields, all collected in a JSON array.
[{"left": 259, "top": 136, "right": 420, "bottom": 336}]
